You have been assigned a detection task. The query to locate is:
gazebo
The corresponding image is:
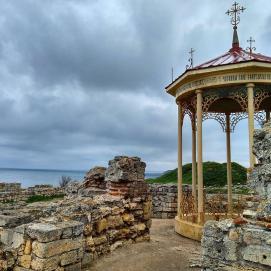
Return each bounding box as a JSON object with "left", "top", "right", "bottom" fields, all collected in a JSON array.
[{"left": 165, "top": 2, "right": 271, "bottom": 241}]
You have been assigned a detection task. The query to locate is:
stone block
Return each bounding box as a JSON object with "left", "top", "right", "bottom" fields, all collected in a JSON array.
[
  {"left": 24, "top": 239, "right": 32, "bottom": 254},
  {"left": 93, "top": 235, "right": 107, "bottom": 246},
  {"left": 107, "top": 215, "right": 124, "bottom": 228},
  {"left": 63, "top": 262, "right": 81, "bottom": 271},
  {"left": 122, "top": 213, "right": 134, "bottom": 223},
  {"left": 27, "top": 224, "right": 62, "bottom": 243},
  {"left": 32, "top": 237, "right": 83, "bottom": 258},
  {"left": 95, "top": 218, "right": 108, "bottom": 233},
  {"left": 81, "top": 252, "right": 94, "bottom": 268},
  {"left": 31, "top": 255, "right": 60, "bottom": 271},
  {"left": 242, "top": 245, "right": 271, "bottom": 266},
  {"left": 60, "top": 250, "right": 81, "bottom": 266},
  {"left": 18, "top": 255, "right": 32, "bottom": 269}
]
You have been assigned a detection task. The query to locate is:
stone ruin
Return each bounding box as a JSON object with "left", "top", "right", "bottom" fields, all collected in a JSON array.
[
  {"left": 202, "top": 121, "right": 271, "bottom": 271},
  {"left": 0, "top": 156, "right": 152, "bottom": 270}
]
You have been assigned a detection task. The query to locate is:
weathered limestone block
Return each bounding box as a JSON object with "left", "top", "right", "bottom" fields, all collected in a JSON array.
[
  {"left": 32, "top": 237, "right": 83, "bottom": 258},
  {"left": 27, "top": 224, "right": 62, "bottom": 242},
  {"left": 18, "top": 254, "right": 32, "bottom": 268},
  {"left": 26, "top": 221, "right": 83, "bottom": 242},
  {"left": 31, "top": 255, "right": 60, "bottom": 271},
  {"left": 105, "top": 156, "right": 148, "bottom": 197},
  {"left": 0, "top": 156, "right": 152, "bottom": 271},
  {"left": 242, "top": 245, "right": 271, "bottom": 266},
  {"left": 60, "top": 250, "right": 82, "bottom": 266}
]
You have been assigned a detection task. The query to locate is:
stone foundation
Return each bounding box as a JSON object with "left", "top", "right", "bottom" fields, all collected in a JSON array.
[
  {"left": 202, "top": 121, "right": 271, "bottom": 270},
  {"left": 0, "top": 184, "right": 64, "bottom": 203},
  {"left": 0, "top": 156, "right": 152, "bottom": 270},
  {"left": 202, "top": 219, "right": 271, "bottom": 271},
  {"left": 150, "top": 184, "right": 177, "bottom": 218}
]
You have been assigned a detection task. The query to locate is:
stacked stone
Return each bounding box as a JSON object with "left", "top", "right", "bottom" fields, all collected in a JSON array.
[
  {"left": 83, "top": 167, "right": 106, "bottom": 189},
  {"left": 0, "top": 156, "right": 152, "bottom": 270},
  {"left": 149, "top": 184, "right": 177, "bottom": 218},
  {"left": 106, "top": 156, "right": 149, "bottom": 198},
  {"left": 202, "top": 121, "right": 271, "bottom": 271},
  {"left": 249, "top": 121, "right": 271, "bottom": 202},
  {"left": 0, "top": 182, "right": 21, "bottom": 192},
  {"left": 0, "top": 220, "right": 84, "bottom": 270}
]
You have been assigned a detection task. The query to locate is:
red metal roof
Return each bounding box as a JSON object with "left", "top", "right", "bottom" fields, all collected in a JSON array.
[{"left": 193, "top": 46, "right": 271, "bottom": 70}]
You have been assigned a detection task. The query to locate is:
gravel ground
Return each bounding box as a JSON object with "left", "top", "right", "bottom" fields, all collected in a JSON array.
[{"left": 86, "top": 219, "right": 202, "bottom": 271}]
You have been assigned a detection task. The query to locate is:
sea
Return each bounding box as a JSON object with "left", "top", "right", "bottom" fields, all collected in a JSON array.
[{"left": 0, "top": 168, "right": 162, "bottom": 188}]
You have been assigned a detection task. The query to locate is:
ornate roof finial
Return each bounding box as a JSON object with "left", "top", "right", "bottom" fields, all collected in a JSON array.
[
  {"left": 186, "top": 48, "right": 195, "bottom": 70},
  {"left": 226, "top": 2, "right": 246, "bottom": 50},
  {"left": 246, "top": 37, "right": 256, "bottom": 57}
]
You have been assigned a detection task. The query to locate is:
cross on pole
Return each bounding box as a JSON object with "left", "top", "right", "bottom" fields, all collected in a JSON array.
[
  {"left": 246, "top": 37, "right": 256, "bottom": 55},
  {"left": 226, "top": 2, "right": 246, "bottom": 28},
  {"left": 186, "top": 48, "right": 195, "bottom": 70}
]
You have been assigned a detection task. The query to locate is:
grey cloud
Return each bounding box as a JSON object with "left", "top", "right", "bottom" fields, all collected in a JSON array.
[{"left": 0, "top": 0, "right": 268, "bottom": 172}]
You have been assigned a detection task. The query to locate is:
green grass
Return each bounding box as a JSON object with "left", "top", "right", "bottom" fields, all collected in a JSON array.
[
  {"left": 146, "top": 162, "right": 247, "bottom": 187},
  {"left": 26, "top": 194, "right": 64, "bottom": 203}
]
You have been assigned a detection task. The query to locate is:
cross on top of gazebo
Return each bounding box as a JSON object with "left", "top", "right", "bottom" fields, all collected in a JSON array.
[
  {"left": 246, "top": 37, "right": 256, "bottom": 56},
  {"left": 226, "top": 2, "right": 246, "bottom": 49},
  {"left": 186, "top": 48, "right": 195, "bottom": 70},
  {"left": 226, "top": 2, "right": 246, "bottom": 27}
]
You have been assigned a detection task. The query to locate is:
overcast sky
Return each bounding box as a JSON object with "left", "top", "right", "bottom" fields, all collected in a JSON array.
[{"left": 0, "top": 0, "right": 270, "bottom": 172}]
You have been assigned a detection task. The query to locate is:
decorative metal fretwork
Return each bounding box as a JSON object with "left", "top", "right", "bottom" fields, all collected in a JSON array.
[
  {"left": 203, "top": 112, "right": 248, "bottom": 133},
  {"left": 233, "top": 195, "right": 246, "bottom": 217},
  {"left": 228, "top": 90, "right": 248, "bottom": 111},
  {"left": 179, "top": 97, "right": 196, "bottom": 125},
  {"left": 230, "top": 112, "right": 248, "bottom": 132},
  {"left": 202, "top": 94, "right": 220, "bottom": 112},
  {"left": 203, "top": 112, "right": 227, "bottom": 132},
  {"left": 206, "top": 193, "right": 227, "bottom": 221},
  {"left": 254, "top": 110, "right": 267, "bottom": 127},
  {"left": 254, "top": 89, "right": 271, "bottom": 111},
  {"left": 180, "top": 189, "right": 196, "bottom": 222}
]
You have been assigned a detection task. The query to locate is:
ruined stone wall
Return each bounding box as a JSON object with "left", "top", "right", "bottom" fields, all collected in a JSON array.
[
  {"left": 149, "top": 184, "right": 258, "bottom": 219},
  {"left": 0, "top": 156, "right": 152, "bottom": 270},
  {"left": 0, "top": 184, "right": 64, "bottom": 203},
  {"left": 149, "top": 184, "right": 177, "bottom": 218},
  {"left": 202, "top": 219, "right": 271, "bottom": 271},
  {"left": 202, "top": 121, "right": 271, "bottom": 271}
]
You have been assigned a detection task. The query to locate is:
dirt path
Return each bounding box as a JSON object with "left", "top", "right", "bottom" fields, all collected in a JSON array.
[{"left": 87, "top": 219, "right": 201, "bottom": 271}]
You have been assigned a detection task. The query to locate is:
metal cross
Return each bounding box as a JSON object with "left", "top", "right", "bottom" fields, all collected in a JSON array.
[
  {"left": 226, "top": 2, "right": 246, "bottom": 28},
  {"left": 186, "top": 48, "right": 195, "bottom": 70},
  {"left": 246, "top": 37, "right": 256, "bottom": 55}
]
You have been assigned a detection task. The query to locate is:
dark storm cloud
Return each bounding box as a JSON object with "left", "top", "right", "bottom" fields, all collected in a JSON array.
[{"left": 0, "top": 0, "right": 269, "bottom": 171}]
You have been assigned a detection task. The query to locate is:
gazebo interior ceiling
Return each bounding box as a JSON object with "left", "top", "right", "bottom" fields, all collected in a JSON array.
[{"left": 209, "top": 98, "right": 242, "bottom": 113}]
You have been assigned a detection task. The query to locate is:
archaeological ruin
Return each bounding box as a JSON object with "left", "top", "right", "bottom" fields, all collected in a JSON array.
[
  {"left": 202, "top": 121, "right": 271, "bottom": 271},
  {"left": 0, "top": 156, "right": 152, "bottom": 270}
]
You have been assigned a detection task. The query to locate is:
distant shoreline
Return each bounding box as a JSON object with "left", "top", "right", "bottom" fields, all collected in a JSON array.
[{"left": 0, "top": 168, "right": 162, "bottom": 188}]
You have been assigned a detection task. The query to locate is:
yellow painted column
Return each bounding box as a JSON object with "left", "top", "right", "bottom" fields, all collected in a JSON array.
[
  {"left": 266, "top": 110, "right": 270, "bottom": 123},
  {"left": 177, "top": 102, "right": 183, "bottom": 218},
  {"left": 196, "top": 90, "right": 204, "bottom": 224},
  {"left": 191, "top": 116, "right": 197, "bottom": 212},
  {"left": 226, "top": 114, "right": 233, "bottom": 215},
  {"left": 247, "top": 83, "right": 256, "bottom": 169}
]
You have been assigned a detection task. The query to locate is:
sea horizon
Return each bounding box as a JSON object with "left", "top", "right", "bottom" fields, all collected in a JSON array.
[{"left": 0, "top": 167, "right": 162, "bottom": 188}]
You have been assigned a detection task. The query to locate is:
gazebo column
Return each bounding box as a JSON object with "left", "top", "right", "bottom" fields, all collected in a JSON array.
[
  {"left": 196, "top": 90, "right": 204, "bottom": 224},
  {"left": 191, "top": 116, "right": 197, "bottom": 211},
  {"left": 177, "top": 102, "right": 183, "bottom": 218},
  {"left": 226, "top": 113, "right": 233, "bottom": 215},
  {"left": 247, "top": 83, "right": 256, "bottom": 169},
  {"left": 266, "top": 110, "right": 270, "bottom": 123}
]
